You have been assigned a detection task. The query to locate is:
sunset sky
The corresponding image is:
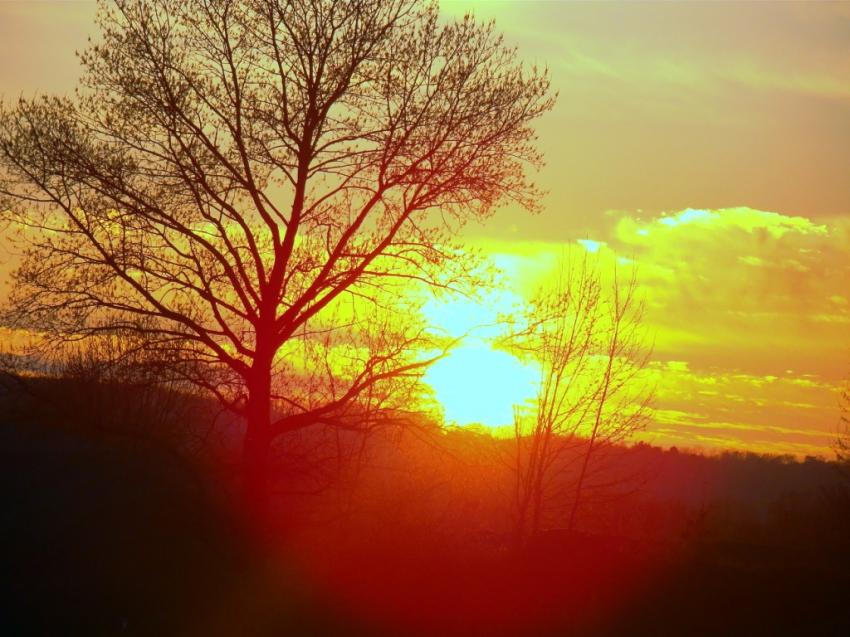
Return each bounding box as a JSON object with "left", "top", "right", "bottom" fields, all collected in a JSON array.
[{"left": 1, "top": 1, "right": 849, "bottom": 457}]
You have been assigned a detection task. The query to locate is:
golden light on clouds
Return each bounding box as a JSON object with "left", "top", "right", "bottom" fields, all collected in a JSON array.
[{"left": 439, "top": 206, "right": 850, "bottom": 456}]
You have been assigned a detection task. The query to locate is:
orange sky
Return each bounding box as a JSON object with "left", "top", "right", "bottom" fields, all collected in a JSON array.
[{"left": 1, "top": 1, "right": 849, "bottom": 456}]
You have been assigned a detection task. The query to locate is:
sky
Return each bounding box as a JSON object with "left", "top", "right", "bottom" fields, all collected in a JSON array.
[
  {"left": 434, "top": 0, "right": 850, "bottom": 457},
  {"left": 1, "top": 1, "right": 849, "bottom": 456}
]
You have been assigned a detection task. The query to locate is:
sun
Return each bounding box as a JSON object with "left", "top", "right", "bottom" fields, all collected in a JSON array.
[
  {"left": 420, "top": 286, "right": 540, "bottom": 428},
  {"left": 423, "top": 343, "right": 539, "bottom": 428}
]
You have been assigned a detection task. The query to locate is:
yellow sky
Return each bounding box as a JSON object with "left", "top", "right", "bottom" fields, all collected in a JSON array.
[
  {"left": 441, "top": 208, "right": 850, "bottom": 457},
  {"left": 438, "top": 1, "right": 850, "bottom": 457},
  {"left": 1, "top": 1, "right": 849, "bottom": 456}
]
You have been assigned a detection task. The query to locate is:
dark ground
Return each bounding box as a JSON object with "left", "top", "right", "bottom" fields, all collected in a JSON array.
[{"left": 2, "top": 405, "right": 850, "bottom": 636}]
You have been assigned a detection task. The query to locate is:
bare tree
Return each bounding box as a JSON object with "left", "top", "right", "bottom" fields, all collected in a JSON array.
[
  {"left": 0, "top": 0, "right": 554, "bottom": 510},
  {"left": 837, "top": 380, "right": 850, "bottom": 472},
  {"left": 503, "top": 259, "right": 652, "bottom": 547}
]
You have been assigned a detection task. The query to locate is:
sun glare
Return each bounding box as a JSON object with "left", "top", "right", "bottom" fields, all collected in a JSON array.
[
  {"left": 420, "top": 282, "right": 541, "bottom": 428},
  {"left": 424, "top": 343, "right": 539, "bottom": 428}
]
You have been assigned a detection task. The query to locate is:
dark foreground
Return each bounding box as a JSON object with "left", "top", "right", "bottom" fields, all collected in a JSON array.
[{"left": 2, "top": 414, "right": 850, "bottom": 636}]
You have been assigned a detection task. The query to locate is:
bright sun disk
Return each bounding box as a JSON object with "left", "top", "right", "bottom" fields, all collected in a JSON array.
[{"left": 424, "top": 344, "right": 539, "bottom": 428}]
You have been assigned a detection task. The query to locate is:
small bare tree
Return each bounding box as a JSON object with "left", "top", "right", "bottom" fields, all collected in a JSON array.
[
  {"left": 503, "top": 259, "right": 652, "bottom": 547},
  {"left": 0, "top": 0, "right": 554, "bottom": 511},
  {"left": 837, "top": 380, "right": 850, "bottom": 472}
]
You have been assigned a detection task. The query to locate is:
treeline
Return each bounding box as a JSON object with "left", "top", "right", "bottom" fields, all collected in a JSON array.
[
  {"left": 3, "top": 369, "right": 848, "bottom": 550},
  {"left": 3, "top": 372, "right": 850, "bottom": 636}
]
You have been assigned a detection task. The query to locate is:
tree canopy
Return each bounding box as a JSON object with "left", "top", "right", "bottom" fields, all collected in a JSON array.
[{"left": 0, "top": 0, "right": 554, "bottom": 504}]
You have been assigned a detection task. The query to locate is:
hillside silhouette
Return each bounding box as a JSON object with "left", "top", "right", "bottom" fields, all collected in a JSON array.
[{"left": 2, "top": 374, "right": 849, "bottom": 636}]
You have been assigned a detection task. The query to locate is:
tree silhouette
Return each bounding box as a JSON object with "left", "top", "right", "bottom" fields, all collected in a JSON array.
[
  {"left": 503, "top": 259, "right": 652, "bottom": 546},
  {"left": 0, "top": 0, "right": 554, "bottom": 511},
  {"left": 837, "top": 380, "right": 850, "bottom": 472}
]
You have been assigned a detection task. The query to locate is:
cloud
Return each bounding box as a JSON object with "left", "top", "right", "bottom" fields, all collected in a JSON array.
[
  {"left": 640, "top": 206, "right": 828, "bottom": 237},
  {"left": 612, "top": 207, "right": 849, "bottom": 454},
  {"left": 445, "top": 1, "right": 850, "bottom": 101},
  {"left": 606, "top": 207, "right": 850, "bottom": 363},
  {"left": 471, "top": 207, "right": 850, "bottom": 456}
]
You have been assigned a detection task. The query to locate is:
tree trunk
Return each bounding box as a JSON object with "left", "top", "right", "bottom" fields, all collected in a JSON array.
[
  {"left": 568, "top": 336, "right": 616, "bottom": 531},
  {"left": 242, "top": 348, "right": 274, "bottom": 523}
]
